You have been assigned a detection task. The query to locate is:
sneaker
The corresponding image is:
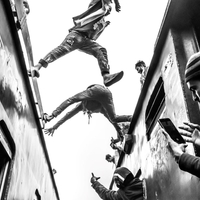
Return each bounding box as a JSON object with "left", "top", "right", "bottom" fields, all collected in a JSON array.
[
  {"left": 43, "top": 113, "right": 54, "bottom": 123},
  {"left": 103, "top": 71, "right": 124, "bottom": 87},
  {"left": 28, "top": 67, "right": 40, "bottom": 78}
]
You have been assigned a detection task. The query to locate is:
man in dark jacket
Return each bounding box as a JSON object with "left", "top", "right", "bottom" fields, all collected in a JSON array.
[
  {"left": 91, "top": 167, "right": 146, "bottom": 200},
  {"left": 44, "top": 84, "right": 132, "bottom": 142},
  {"left": 162, "top": 51, "right": 200, "bottom": 178},
  {"left": 29, "top": 0, "right": 123, "bottom": 87}
]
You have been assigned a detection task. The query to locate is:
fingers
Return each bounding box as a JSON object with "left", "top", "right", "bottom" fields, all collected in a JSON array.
[
  {"left": 92, "top": 173, "right": 94, "bottom": 177},
  {"left": 44, "top": 129, "right": 54, "bottom": 136},
  {"left": 183, "top": 122, "right": 200, "bottom": 130},
  {"left": 50, "top": 132, "right": 53, "bottom": 136},
  {"left": 183, "top": 137, "right": 193, "bottom": 143},
  {"left": 179, "top": 126, "right": 193, "bottom": 133},
  {"left": 179, "top": 131, "right": 192, "bottom": 138}
]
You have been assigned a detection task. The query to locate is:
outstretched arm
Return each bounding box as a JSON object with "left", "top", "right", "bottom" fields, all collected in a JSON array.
[
  {"left": 44, "top": 103, "right": 82, "bottom": 136},
  {"left": 91, "top": 173, "right": 120, "bottom": 200},
  {"left": 179, "top": 122, "right": 200, "bottom": 147}
]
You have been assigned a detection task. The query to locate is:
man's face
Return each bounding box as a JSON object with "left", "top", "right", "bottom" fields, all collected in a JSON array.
[
  {"left": 136, "top": 65, "right": 143, "bottom": 74},
  {"left": 187, "top": 79, "right": 200, "bottom": 103}
]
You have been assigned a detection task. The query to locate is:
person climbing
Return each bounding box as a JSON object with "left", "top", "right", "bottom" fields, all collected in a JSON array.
[
  {"left": 135, "top": 60, "right": 149, "bottom": 88},
  {"left": 29, "top": 0, "right": 123, "bottom": 87},
  {"left": 43, "top": 84, "right": 132, "bottom": 142}
]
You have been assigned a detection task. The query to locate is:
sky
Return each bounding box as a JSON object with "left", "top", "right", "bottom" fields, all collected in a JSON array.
[{"left": 27, "top": 0, "right": 169, "bottom": 199}]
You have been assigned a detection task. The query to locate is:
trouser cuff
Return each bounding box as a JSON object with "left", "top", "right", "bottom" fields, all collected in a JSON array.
[
  {"left": 101, "top": 71, "right": 109, "bottom": 76},
  {"left": 39, "top": 59, "right": 48, "bottom": 68}
]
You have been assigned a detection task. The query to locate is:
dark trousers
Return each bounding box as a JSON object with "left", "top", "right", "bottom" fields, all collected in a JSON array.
[{"left": 42, "top": 31, "right": 110, "bottom": 75}]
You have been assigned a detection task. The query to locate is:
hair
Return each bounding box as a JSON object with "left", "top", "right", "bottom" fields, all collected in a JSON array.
[{"left": 135, "top": 60, "right": 146, "bottom": 69}]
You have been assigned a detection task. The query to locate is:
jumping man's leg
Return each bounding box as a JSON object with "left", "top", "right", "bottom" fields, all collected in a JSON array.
[
  {"left": 30, "top": 31, "right": 81, "bottom": 77},
  {"left": 79, "top": 40, "right": 124, "bottom": 87}
]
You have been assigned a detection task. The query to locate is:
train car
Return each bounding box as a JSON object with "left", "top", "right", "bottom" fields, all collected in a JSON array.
[
  {"left": 0, "top": 0, "right": 60, "bottom": 199},
  {"left": 111, "top": 0, "right": 200, "bottom": 199}
]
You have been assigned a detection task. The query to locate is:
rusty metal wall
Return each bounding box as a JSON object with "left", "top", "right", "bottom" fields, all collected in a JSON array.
[{"left": 0, "top": 1, "right": 59, "bottom": 199}]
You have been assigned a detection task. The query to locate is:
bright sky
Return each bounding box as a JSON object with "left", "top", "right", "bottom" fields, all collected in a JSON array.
[{"left": 27, "top": 0, "right": 168, "bottom": 199}]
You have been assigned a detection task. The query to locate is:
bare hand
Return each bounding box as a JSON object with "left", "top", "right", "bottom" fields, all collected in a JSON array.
[
  {"left": 179, "top": 122, "right": 200, "bottom": 147},
  {"left": 179, "top": 121, "right": 200, "bottom": 132},
  {"left": 44, "top": 128, "right": 55, "bottom": 136},
  {"left": 162, "top": 129, "right": 188, "bottom": 159},
  {"left": 110, "top": 137, "right": 118, "bottom": 149},
  {"left": 91, "top": 173, "right": 100, "bottom": 183}
]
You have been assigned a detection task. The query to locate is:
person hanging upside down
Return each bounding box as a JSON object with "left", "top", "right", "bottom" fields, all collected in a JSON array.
[{"left": 43, "top": 84, "right": 132, "bottom": 142}]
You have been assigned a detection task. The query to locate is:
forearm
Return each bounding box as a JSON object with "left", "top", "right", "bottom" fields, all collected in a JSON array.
[
  {"left": 178, "top": 153, "right": 200, "bottom": 178},
  {"left": 92, "top": 181, "right": 119, "bottom": 200},
  {"left": 52, "top": 105, "right": 82, "bottom": 130}
]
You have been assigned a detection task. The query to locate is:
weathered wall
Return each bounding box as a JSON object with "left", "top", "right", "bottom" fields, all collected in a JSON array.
[
  {"left": 0, "top": 1, "right": 58, "bottom": 199},
  {"left": 121, "top": 30, "right": 200, "bottom": 199}
]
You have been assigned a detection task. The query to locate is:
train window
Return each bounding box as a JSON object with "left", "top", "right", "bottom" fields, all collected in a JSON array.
[
  {"left": 145, "top": 77, "right": 165, "bottom": 140},
  {"left": 0, "top": 121, "right": 14, "bottom": 199}
]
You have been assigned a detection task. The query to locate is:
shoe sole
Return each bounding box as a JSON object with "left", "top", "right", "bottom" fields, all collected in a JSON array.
[
  {"left": 104, "top": 71, "right": 124, "bottom": 87},
  {"left": 27, "top": 68, "right": 40, "bottom": 78}
]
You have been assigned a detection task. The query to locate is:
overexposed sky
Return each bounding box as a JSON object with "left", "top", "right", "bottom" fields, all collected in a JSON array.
[{"left": 27, "top": 0, "right": 168, "bottom": 199}]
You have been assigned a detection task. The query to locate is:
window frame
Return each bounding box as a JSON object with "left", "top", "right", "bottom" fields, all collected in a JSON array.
[{"left": 145, "top": 77, "right": 165, "bottom": 140}]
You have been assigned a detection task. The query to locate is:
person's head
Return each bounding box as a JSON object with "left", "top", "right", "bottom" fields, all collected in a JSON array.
[
  {"left": 105, "top": 154, "right": 114, "bottom": 163},
  {"left": 185, "top": 52, "right": 200, "bottom": 103},
  {"left": 135, "top": 60, "right": 146, "bottom": 74},
  {"left": 120, "top": 122, "right": 131, "bottom": 135},
  {"left": 113, "top": 167, "right": 134, "bottom": 189},
  {"left": 23, "top": 0, "right": 30, "bottom": 15}
]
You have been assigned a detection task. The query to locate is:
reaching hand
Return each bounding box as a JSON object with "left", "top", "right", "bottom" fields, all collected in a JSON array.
[
  {"left": 44, "top": 127, "right": 55, "bottom": 136},
  {"left": 179, "top": 121, "right": 200, "bottom": 132},
  {"left": 105, "top": 21, "right": 110, "bottom": 27},
  {"left": 179, "top": 122, "right": 200, "bottom": 147},
  {"left": 115, "top": 4, "right": 121, "bottom": 12},
  {"left": 162, "top": 129, "right": 188, "bottom": 160},
  {"left": 110, "top": 137, "right": 118, "bottom": 149},
  {"left": 91, "top": 173, "right": 100, "bottom": 184}
]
